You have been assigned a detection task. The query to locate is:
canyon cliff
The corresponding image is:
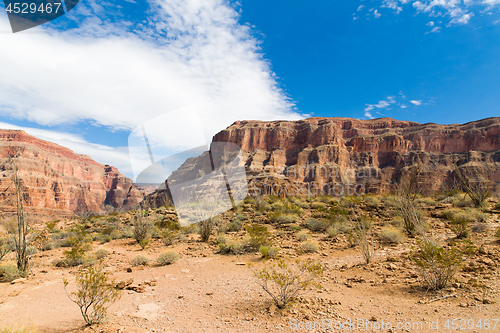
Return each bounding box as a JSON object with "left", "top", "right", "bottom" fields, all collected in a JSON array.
[
  {"left": 145, "top": 117, "right": 500, "bottom": 206},
  {"left": 0, "top": 130, "right": 143, "bottom": 221}
]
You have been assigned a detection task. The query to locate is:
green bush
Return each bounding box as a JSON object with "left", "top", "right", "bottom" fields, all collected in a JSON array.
[
  {"left": 296, "top": 232, "right": 311, "bottom": 242},
  {"left": 411, "top": 239, "right": 462, "bottom": 291},
  {"left": 198, "top": 218, "right": 215, "bottom": 242},
  {"left": 495, "top": 226, "right": 500, "bottom": 238},
  {"left": 305, "top": 218, "right": 330, "bottom": 232},
  {"left": 228, "top": 219, "right": 243, "bottom": 232},
  {"left": 495, "top": 202, "right": 500, "bottom": 210},
  {"left": 379, "top": 226, "right": 406, "bottom": 244},
  {"left": 63, "top": 264, "right": 121, "bottom": 325},
  {"left": 364, "top": 196, "right": 380, "bottom": 207},
  {"left": 301, "top": 241, "right": 318, "bottom": 253},
  {"left": 250, "top": 258, "right": 324, "bottom": 309},
  {"left": 326, "top": 223, "right": 351, "bottom": 238},
  {"left": 94, "top": 249, "right": 109, "bottom": 259},
  {"left": 0, "top": 238, "right": 14, "bottom": 261},
  {"left": 291, "top": 224, "right": 301, "bottom": 231},
  {"left": 132, "top": 211, "right": 153, "bottom": 249},
  {"left": 245, "top": 224, "right": 272, "bottom": 249},
  {"left": 259, "top": 245, "right": 280, "bottom": 258},
  {"left": 131, "top": 255, "right": 149, "bottom": 266},
  {"left": 0, "top": 264, "right": 20, "bottom": 283},
  {"left": 157, "top": 252, "right": 179, "bottom": 266},
  {"left": 443, "top": 209, "right": 475, "bottom": 238}
]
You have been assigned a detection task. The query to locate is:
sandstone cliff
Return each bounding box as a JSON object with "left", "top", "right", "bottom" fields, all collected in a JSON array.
[
  {"left": 146, "top": 117, "right": 500, "bottom": 205},
  {"left": 0, "top": 130, "right": 143, "bottom": 221}
]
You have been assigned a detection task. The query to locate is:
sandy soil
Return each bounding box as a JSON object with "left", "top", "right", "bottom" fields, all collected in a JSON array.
[{"left": 1, "top": 204, "right": 500, "bottom": 333}]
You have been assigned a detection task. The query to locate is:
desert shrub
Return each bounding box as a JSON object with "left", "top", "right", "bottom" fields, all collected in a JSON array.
[
  {"left": 396, "top": 165, "right": 427, "bottom": 236},
  {"left": 156, "top": 217, "right": 181, "bottom": 230},
  {"left": 291, "top": 224, "right": 301, "bottom": 231},
  {"left": 245, "top": 224, "right": 272, "bottom": 249},
  {"left": 327, "top": 223, "right": 351, "bottom": 238},
  {"left": 100, "top": 235, "right": 112, "bottom": 244},
  {"left": 471, "top": 222, "right": 488, "bottom": 233},
  {"left": 162, "top": 230, "right": 176, "bottom": 246},
  {"left": 94, "top": 249, "right": 109, "bottom": 259},
  {"left": 416, "top": 197, "right": 436, "bottom": 206},
  {"left": 305, "top": 218, "right": 329, "bottom": 232},
  {"left": 63, "top": 264, "right": 121, "bottom": 325},
  {"left": 296, "top": 232, "right": 311, "bottom": 242},
  {"left": 46, "top": 221, "right": 60, "bottom": 233},
  {"left": 495, "top": 202, "right": 500, "bottom": 210},
  {"left": 311, "top": 202, "right": 326, "bottom": 210},
  {"left": 217, "top": 234, "right": 227, "bottom": 245},
  {"left": 301, "top": 241, "right": 318, "bottom": 253},
  {"left": 495, "top": 226, "right": 500, "bottom": 239},
  {"left": 228, "top": 219, "right": 243, "bottom": 232},
  {"left": 390, "top": 216, "right": 404, "bottom": 228},
  {"left": 198, "top": 218, "right": 215, "bottom": 242},
  {"left": 455, "top": 166, "right": 490, "bottom": 207},
  {"left": 132, "top": 211, "right": 153, "bottom": 249},
  {"left": 350, "top": 215, "right": 375, "bottom": 264},
  {"left": 0, "top": 264, "right": 20, "bottom": 283},
  {"left": 0, "top": 238, "right": 14, "bottom": 261},
  {"left": 250, "top": 258, "right": 324, "bottom": 309},
  {"left": 131, "top": 255, "right": 149, "bottom": 266},
  {"left": 276, "top": 214, "right": 299, "bottom": 224},
  {"left": 58, "top": 225, "right": 92, "bottom": 267},
  {"left": 216, "top": 220, "right": 229, "bottom": 234},
  {"left": 364, "top": 196, "right": 380, "bottom": 207},
  {"left": 380, "top": 195, "right": 398, "bottom": 208},
  {"left": 443, "top": 209, "right": 475, "bottom": 238},
  {"left": 157, "top": 252, "right": 178, "bottom": 266},
  {"left": 259, "top": 245, "right": 280, "bottom": 259},
  {"left": 379, "top": 226, "right": 406, "bottom": 244},
  {"left": 0, "top": 325, "right": 38, "bottom": 333},
  {"left": 411, "top": 239, "right": 462, "bottom": 291}
]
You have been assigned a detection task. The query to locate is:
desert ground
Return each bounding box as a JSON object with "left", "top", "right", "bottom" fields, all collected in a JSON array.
[{"left": 1, "top": 194, "right": 500, "bottom": 333}]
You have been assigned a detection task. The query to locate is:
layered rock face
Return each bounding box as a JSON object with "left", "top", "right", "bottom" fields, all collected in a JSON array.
[
  {"left": 148, "top": 117, "right": 500, "bottom": 205},
  {"left": 0, "top": 130, "right": 143, "bottom": 221}
]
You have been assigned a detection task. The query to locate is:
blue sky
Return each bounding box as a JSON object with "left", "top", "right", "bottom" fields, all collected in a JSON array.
[{"left": 0, "top": 0, "right": 499, "bottom": 179}]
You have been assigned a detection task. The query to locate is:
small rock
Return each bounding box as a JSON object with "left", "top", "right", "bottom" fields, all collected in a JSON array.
[
  {"left": 126, "top": 267, "right": 133, "bottom": 273},
  {"left": 11, "top": 278, "right": 27, "bottom": 284},
  {"left": 370, "top": 315, "right": 378, "bottom": 322},
  {"left": 178, "top": 295, "right": 184, "bottom": 299},
  {"left": 236, "top": 262, "right": 246, "bottom": 266}
]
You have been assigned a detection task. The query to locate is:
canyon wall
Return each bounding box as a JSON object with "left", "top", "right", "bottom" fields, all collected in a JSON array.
[{"left": 0, "top": 130, "right": 143, "bottom": 221}]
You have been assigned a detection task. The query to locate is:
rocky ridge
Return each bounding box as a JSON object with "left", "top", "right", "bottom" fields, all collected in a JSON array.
[{"left": 0, "top": 130, "right": 143, "bottom": 221}]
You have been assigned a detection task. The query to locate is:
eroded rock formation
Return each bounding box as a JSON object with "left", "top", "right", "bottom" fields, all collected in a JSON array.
[
  {"left": 0, "top": 130, "right": 143, "bottom": 221},
  {"left": 147, "top": 117, "right": 500, "bottom": 205}
]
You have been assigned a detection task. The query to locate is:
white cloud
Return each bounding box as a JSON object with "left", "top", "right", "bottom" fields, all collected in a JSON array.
[
  {"left": 358, "top": 5, "right": 366, "bottom": 11},
  {"left": 427, "top": 21, "right": 435, "bottom": 26},
  {"left": 0, "top": 0, "right": 303, "bottom": 177},
  {"left": 371, "top": 0, "right": 500, "bottom": 26},
  {"left": 363, "top": 94, "right": 425, "bottom": 119},
  {"left": 374, "top": 9, "right": 382, "bottom": 18}
]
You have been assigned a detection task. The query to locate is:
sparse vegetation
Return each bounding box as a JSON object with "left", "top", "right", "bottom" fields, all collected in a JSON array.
[
  {"left": 156, "top": 252, "right": 178, "bottom": 266},
  {"left": 259, "top": 245, "right": 280, "bottom": 258},
  {"left": 94, "top": 249, "right": 109, "bottom": 260},
  {"left": 443, "top": 209, "right": 475, "bottom": 238},
  {"left": 132, "top": 211, "right": 153, "bottom": 250},
  {"left": 301, "top": 241, "right": 318, "bottom": 253},
  {"left": 63, "top": 264, "right": 121, "bottom": 325},
  {"left": 0, "top": 264, "right": 20, "bottom": 283},
  {"left": 131, "top": 255, "right": 149, "bottom": 266},
  {"left": 396, "top": 165, "right": 426, "bottom": 237},
  {"left": 245, "top": 224, "right": 272, "bottom": 250},
  {"left": 296, "top": 231, "right": 311, "bottom": 242},
  {"left": 379, "top": 226, "right": 406, "bottom": 244},
  {"left": 350, "top": 214, "right": 375, "bottom": 264},
  {"left": 0, "top": 238, "right": 14, "bottom": 261},
  {"left": 305, "top": 218, "right": 329, "bottom": 232},
  {"left": 411, "top": 239, "right": 462, "bottom": 291},
  {"left": 250, "top": 258, "right": 324, "bottom": 309},
  {"left": 198, "top": 218, "right": 215, "bottom": 242},
  {"left": 455, "top": 166, "right": 490, "bottom": 207},
  {"left": 0, "top": 324, "right": 38, "bottom": 333},
  {"left": 228, "top": 219, "right": 243, "bottom": 232}
]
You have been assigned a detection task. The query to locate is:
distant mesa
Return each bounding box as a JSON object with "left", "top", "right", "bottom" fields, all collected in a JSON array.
[{"left": 0, "top": 129, "right": 143, "bottom": 221}]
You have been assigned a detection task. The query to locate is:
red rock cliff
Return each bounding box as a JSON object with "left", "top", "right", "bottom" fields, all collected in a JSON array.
[
  {"left": 0, "top": 130, "right": 143, "bottom": 221},
  {"left": 144, "top": 117, "right": 500, "bottom": 204}
]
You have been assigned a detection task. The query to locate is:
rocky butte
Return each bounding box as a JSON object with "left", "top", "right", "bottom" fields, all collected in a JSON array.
[
  {"left": 0, "top": 130, "right": 143, "bottom": 221},
  {"left": 146, "top": 117, "right": 500, "bottom": 206}
]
